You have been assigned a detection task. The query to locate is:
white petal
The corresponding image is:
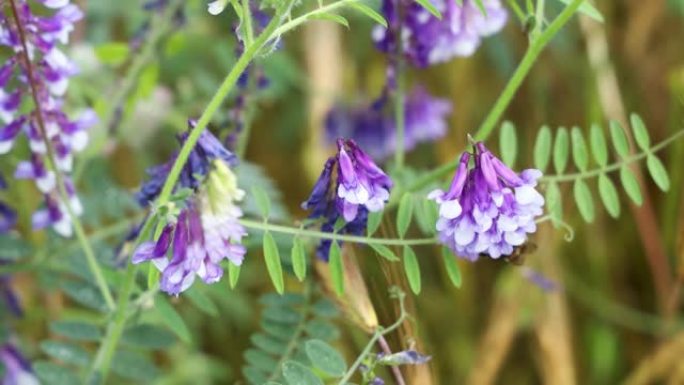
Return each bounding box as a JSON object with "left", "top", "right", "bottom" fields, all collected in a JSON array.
[{"left": 439, "top": 200, "right": 462, "bottom": 219}]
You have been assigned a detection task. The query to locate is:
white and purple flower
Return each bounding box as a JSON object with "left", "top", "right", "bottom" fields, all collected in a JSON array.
[
  {"left": 373, "top": 0, "right": 508, "bottom": 67},
  {"left": 133, "top": 128, "right": 246, "bottom": 295},
  {"left": 429, "top": 142, "right": 544, "bottom": 261},
  {"left": 302, "top": 139, "right": 392, "bottom": 260}
]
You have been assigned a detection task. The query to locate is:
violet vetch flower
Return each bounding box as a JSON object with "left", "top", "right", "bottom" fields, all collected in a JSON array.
[
  {"left": 428, "top": 142, "right": 544, "bottom": 261},
  {"left": 326, "top": 86, "right": 451, "bottom": 161},
  {"left": 0, "top": 344, "right": 39, "bottom": 385},
  {"left": 373, "top": 0, "right": 508, "bottom": 67},
  {"left": 135, "top": 121, "right": 237, "bottom": 206},
  {"left": 0, "top": 0, "right": 95, "bottom": 237},
  {"left": 302, "top": 139, "right": 392, "bottom": 260},
  {"left": 133, "top": 128, "right": 246, "bottom": 295}
]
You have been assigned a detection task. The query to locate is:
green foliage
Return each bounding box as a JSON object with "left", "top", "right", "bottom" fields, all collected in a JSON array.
[
  {"left": 442, "top": 248, "right": 462, "bottom": 288},
  {"left": 366, "top": 211, "right": 383, "bottom": 236},
  {"left": 328, "top": 241, "right": 344, "bottom": 296},
  {"left": 49, "top": 321, "right": 102, "bottom": 342},
  {"left": 499, "top": 121, "right": 517, "bottom": 166},
  {"left": 291, "top": 237, "right": 307, "bottom": 282},
  {"left": 369, "top": 244, "right": 400, "bottom": 262},
  {"left": 252, "top": 186, "right": 272, "bottom": 219},
  {"left": 396, "top": 193, "right": 414, "bottom": 238},
  {"left": 155, "top": 296, "right": 192, "bottom": 343},
  {"left": 304, "top": 339, "right": 347, "bottom": 377},
  {"left": 557, "top": 0, "right": 604, "bottom": 22},
  {"left": 263, "top": 232, "right": 285, "bottom": 294},
  {"left": 237, "top": 161, "right": 290, "bottom": 221},
  {"left": 501, "top": 114, "right": 673, "bottom": 223},
  {"left": 403, "top": 246, "right": 421, "bottom": 294},
  {"left": 242, "top": 291, "right": 340, "bottom": 385}
]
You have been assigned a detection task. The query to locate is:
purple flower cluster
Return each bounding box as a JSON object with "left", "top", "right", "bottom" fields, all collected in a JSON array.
[
  {"left": 373, "top": 0, "right": 508, "bottom": 67},
  {"left": 326, "top": 86, "right": 451, "bottom": 161},
  {"left": 133, "top": 127, "right": 247, "bottom": 295},
  {"left": 428, "top": 142, "right": 544, "bottom": 261},
  {"left": 302, "top": 139, "right": 392, "bottom": 260},
  {"left": 0, "top": 344, "right": 38, "bottom": 385},
  {"left": 0, "top": 0, "right": 96, "bottom": 237}
]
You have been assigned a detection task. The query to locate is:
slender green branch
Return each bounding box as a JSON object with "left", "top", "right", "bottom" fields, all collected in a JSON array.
[
  {"left": 241, "top": 0, "right": 255, "bottom": 46},
  {"left": 338, "top": 290, "right": 408, "bottom": 385},
  {"left": 239, "top": 219, "right": 436, "bottom": 246},
  {"left": 154, "top": 8, "right": 285, "bottom": 210},
  {"left": 7, "top": 0, "right": 116, "bottom": 311},
  {"left": 88, "top": 217, "right": 156, "bottom": 382},
  {"left": 541, "top": 129, "right": 684, "bottom": 183},
  {"left": 75, "top": 0, "right": 185, "bottom": 181},
  {"left": 401, "top": 0, "right": 586, "bottom": 194},
  {"left": 270, "top": 0, "right": 358, "bottom": 39}
]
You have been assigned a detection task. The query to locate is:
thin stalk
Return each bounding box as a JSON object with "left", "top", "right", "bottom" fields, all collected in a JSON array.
[
  {"left": 87, "top": 218, "right": 156, "bottom": 382},
  {"left": 7, "top": 0, "right": 116, "bottom": 311},
  {"left": 270, "top": 0, "right": 357, "bottom": 39},
  {"left": 239, "top": 219, "right": 436, "bottom": 246},
  {"left": 402, "top": 0, "right": 586, "bottom": 194},
  {"left": 338, "top": 293, "right": 408, "bottom": 385},
  {"left": 241, "top": 0, "right": 255, "bottom": 46}
]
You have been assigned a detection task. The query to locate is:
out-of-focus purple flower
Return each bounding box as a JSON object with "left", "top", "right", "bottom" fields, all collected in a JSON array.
[
  {"left": 326, "top": 86, "right": 451, "bottom": 161},
  {"left": 373, "top": 0, "right": 508, "bottom": 67},
  {"left": 521, "top": 267, "right": 559, "bottom": 292},
  {"left": 0, "top": 174, "right": 17, "bottom": 233},
  {"left": 377, "top": 349, "right": 432, "bottom": 366},
  {"left": 0, "top": 0, "right": 95, "bottom": 237},
  {"left": 133, "top": 131, "right": 246, "bottom": 295},
  {"left": 0, "top": 344, "right": 39, "bottom": 385},
  {"left": 136, "top": 122, "right": 238, "bottom": 206},
  {"left": 429, "top": 142, "right": 544, "bottom": 261},
  {"left": 302, "top": 139, "right": 392, "bottom": 260}
]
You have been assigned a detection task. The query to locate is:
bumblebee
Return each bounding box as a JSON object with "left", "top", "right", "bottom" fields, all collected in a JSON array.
[{"left": 480, "top": 242, "right": 538, "bottom": 265}]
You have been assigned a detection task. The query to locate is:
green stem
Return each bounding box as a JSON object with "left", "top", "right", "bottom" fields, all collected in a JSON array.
[
  {"left": 402, "top": 0, "right": 586, "bottom": 194},
  {"left": 270, "top": 0, "right": 357, "bottom": 39},
  {"left": 239, "top": 219, "right": 436, "bottom": 246},
  {"left": 88, "top": 218, "right": 156, "bottom": 382},
  {"left": 74, "top": 0, "right": 185, "bottom": 182},
  {"left": 241, "top": 0, "right": 255, "bottom": 46},
  {"left": 154, "top": 10, "right": 283, "bottom": 209},
  {"left": 7, "top": 0, "right": 116, "bottom": 311},
  {"left": 541, "top": 129, "right": 684, "bottom": 183},
  {"left": 338, "top": 291, "right": 408, "bottom": 385}
]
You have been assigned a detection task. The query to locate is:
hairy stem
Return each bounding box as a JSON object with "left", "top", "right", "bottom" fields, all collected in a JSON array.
[
  {"left": 7, "top": 0, "right": 116, "bottom": 311},
  {"left": 270, "top": 0, "right": 358, "bottom": 38},
  {"left": 401, "top": 0, "right": 586, "bottom": 194}
]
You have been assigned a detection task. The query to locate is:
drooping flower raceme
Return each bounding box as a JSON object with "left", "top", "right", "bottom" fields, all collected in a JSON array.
[
  {"left": 133, "top": 127, "right": 247, "bottom": 295},
  {"left": 428, "top": 142, "right": 544, "bottom": 261},
  {"left": 326, "top": 86, "right": 451, "bottom": 161},
  {"left": 302, "top": 139, "right": 392, "bottom": 260},
  {"left": 373, "top": 0, "right": 508, "bottom": 67},
  {"left": 0, "top": 0, "right": 96, "bottom": 237}
]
